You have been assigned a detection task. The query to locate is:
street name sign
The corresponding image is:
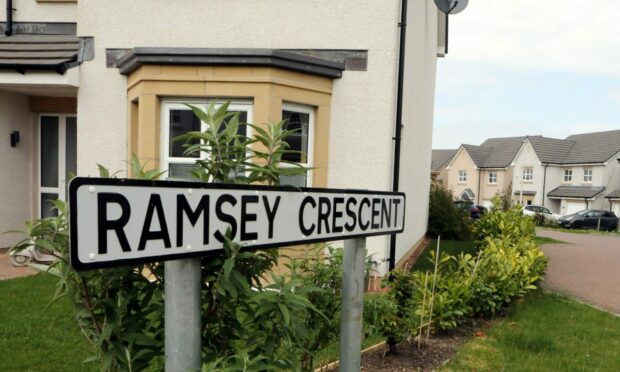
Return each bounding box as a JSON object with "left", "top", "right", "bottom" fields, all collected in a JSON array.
[{"left": 69, "top": 178, "right": 406, "bottom": 270}]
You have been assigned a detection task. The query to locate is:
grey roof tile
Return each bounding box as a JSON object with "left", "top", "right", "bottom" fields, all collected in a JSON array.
[
  {"left": 479, "top": 136, "right": 526, "bottom": 168},
  {"left": 607, "top": 189, "right": 620, "bottom": 199},
  {"left": 564, "top": 130, "right": 620, "bottom": 164},
  {"left": 527, "top": 136, "right": 575, "bottom": 163},
  {"left": 0, "top": 34, "right": 79, "bottom": 72},
  {"left": 547, "top": 186, "right": 605, "bottom": 199},
  {"left": 431, "top": 149, "right": 456, "bottom": 171},
  {"left": 462, "top": 144, "right": 491, "bottom": 168}
]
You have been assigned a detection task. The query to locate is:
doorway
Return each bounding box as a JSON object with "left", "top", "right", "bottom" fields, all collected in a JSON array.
[{"left": 38, "top": 115, "right": 76, "bottom": 218}]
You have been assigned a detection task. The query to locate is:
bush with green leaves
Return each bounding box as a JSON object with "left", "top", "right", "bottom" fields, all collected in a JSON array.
[
  {"left": 427, "top": 180, "right": 471, "bottom": 240},
  {"left": 9, "top": 102, "right": 334, "bottom": 371}
]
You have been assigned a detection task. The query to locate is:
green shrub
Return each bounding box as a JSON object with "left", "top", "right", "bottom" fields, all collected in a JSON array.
[
  {"left": 427, "top": 181, "right": 471, "bottom": 240},
  {"left": 474, "top": 201, "right": 535, "bottom": 246}
]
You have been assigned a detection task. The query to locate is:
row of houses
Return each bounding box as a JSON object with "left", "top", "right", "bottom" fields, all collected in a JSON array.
[{"left": 432, "top": 130, "right": 620, "bottom": 216}]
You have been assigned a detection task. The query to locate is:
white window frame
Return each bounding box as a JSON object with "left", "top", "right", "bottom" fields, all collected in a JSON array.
[
  {"left": 281, "top": 102, "right": 315, "bottom": 187},
  {"left": 160, "top": 99, "right": 254, "bottom": 180},
  {"left": 37, "top": 114, "right": 76, "bottom": 218},
  {"left": 522, "top": 167, "right": 533, "bottom": 182},
  {"left": 488, "top": 171, "right": 497, "bottom": 184},
  {"left": 583, "top": 168, "right": 593, "bottom": 183},
  {"left": 458, "top": 170, "right": 467, "bottom": 183},
  {"left": 563, "top": 169, "right": 573, "bottom": 183}
]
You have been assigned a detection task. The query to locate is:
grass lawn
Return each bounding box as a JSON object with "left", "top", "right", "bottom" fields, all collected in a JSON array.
[
  {"left": 0, "top": 274, "right": 96, "bottom": 372},
  {"left": 411, "top": 239, "right": 477, "bottom": 272},
  {"left": 443, "top": 291, "right": 620, "bottom": 371}
]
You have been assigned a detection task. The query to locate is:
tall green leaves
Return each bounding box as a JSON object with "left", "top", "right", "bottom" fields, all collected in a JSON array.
[{"left": 174, "top": 102, "right": 307, "bottom": 185}]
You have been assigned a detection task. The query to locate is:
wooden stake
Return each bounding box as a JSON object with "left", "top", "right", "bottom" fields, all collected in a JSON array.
[
  {"left": 418, "top": 271, "right": 429, "bottom": 349},
  {"left": 426, "top": 236, "right": 441, "bottom": 340}
]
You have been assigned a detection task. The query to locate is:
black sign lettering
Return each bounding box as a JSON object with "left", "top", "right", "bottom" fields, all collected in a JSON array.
[
  {"left": 97, "top": 193, "right": 132, "bottom": 254},
  {"left": 345, "top": 198, "right": 357, "bottom": 232},
  {"left": 214, "top": 194, "right": 238, "bottom": 243},
  {"left": 381, "top": 198, "right": 392, "bottom": 228},
  {"left": 392, "top": 199, "right": 401, "bottom": 227},
  {"left": 332, "top": 197, "right": 344, "bottom": 233},
  {"left": 241, "top": 195, "right": 259, "bottom": 241},
  {"left": 359, "top": 197, "right": 371, "bottom": 230},
  {"left": 299, "top": 196, "right": 316, "bottom": 235},
  {"left": 318, "top": 197, "right": 331, "bottom": 234},
  {"left": 138, "top": 194, "right": 172, "bottom": 251},
  {"left": 262, "top": 195, "right": 280, "bottom": 239},
  {"left": 176, "top": 194, "right": 209, "bottom": 247}
]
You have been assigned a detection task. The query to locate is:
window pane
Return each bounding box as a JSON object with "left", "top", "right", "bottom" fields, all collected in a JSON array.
[
  {"left": 66, "top": 116, "right": 77, "bottom": 181},
  {"left": 282, "top": 110, "right": 309, "bottom": 163},
  {"left": 41, "top": 116, "right": 59, "bottom": 188},
  {"left": 280, "top": 174, "right": 307, "bottom": 187},
  {"left": 41, "top": 193, "right": 59, "bottom": 218},
  {"left": 169, "top": 163, "right": 197, "bottom": 179},
  {"left": 170, "top": 109, "right": 201, "bottom": 158}
]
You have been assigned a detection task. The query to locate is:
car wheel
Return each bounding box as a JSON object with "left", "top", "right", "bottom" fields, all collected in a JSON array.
[{"left": 572, "top": 221, "right": 582, "bottom": 229}]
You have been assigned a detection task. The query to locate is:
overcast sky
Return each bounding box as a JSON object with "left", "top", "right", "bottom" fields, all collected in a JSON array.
[{"left": 433, "top": 0, "right": 620, "bottom": 149}]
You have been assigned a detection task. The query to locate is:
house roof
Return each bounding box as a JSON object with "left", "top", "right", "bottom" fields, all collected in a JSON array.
[
  {"left": 527, "top": 136, "right": 575, "bottom": 164},
  {"left": 458, "top": 137, "right": 525, "bottom": 169},
  {"left": 0, "top": 35, "right": 81, "bottom": 73},
  {"left": 606, "top": 189, "right": 620, "bottom": 199},
  {"left": 431, "top": 149, "right": 456, "bottom": 171},
  {"left": 547, "top": 186, "right": 606, "bottom": 199},
  {"left": 479, "top": 136, "right": 527, "bottom": 168},
  {"left": 563, "top": 130, "right": 620, "bottom": 164}
]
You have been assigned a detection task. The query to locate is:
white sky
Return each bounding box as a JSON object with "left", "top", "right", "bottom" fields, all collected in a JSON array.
[{"left": 433, "top": 1, "right": 620, "bottom": 148}]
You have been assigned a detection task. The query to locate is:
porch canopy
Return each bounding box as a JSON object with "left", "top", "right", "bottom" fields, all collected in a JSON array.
[{"left": 547, "top": 186, "right": 605, "bottom": 199}]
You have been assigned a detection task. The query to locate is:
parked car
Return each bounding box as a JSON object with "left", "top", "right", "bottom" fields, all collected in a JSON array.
[
  {"left": 557, "top": 209, "right": 619, "bottom": 231},
  {"left": 454, "top": 201, "right": 486, "bottom": 220},
  {"left": 522, "top": 205, "right": 560, "bottom": 221}
]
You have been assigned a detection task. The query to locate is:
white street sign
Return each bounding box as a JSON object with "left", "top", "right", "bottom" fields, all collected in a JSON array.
[{"left": 69, "top": 178, "right": 406, "bottom": 270}]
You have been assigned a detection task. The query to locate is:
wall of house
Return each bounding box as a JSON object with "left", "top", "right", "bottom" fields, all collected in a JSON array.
[
  {"left": 395, "top": 0, "right": 440, "bottom": 268},
  {"left": 511, "top": 141, "right": 545, "bottom": 206},
  {"left": 64, "top": 0, "right": 437, "bottom": 272},
  {"left": 0, "top": 1, "right": 76, "bottom": 23},
  {"left": 479, "top": 169, "right": 511, "bottom": 207},
  {"left": 603, "top": 150, "right": 620, "bottom": 211},
  {"left": 446, "top": 149, "right": 479, "bottom": 201},
  {"left": 0, "top": 91, "right": 34, "bottom": 248}
]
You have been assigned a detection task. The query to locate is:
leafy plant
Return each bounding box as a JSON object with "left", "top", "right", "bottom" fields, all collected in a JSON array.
[{"left": 427, "top": 180, "right": 471, "bottom": 240}]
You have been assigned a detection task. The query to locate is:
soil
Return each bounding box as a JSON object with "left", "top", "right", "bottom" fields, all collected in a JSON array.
[{"left": 359, "top": 321, "right": 490, "bottom": 371}]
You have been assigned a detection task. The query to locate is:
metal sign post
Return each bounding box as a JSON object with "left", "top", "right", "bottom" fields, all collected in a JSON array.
[
  {"left": 339, "top": 237, "right": 366, "bottom": 371},
  {"left": 68, "top": 177, "right": 406, "bottom": 370},
  {"left": 165, "top": 258, "right": 202, "bottom": 372}
]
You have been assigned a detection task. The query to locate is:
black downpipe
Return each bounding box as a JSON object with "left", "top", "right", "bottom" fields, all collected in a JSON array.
[
  {"left": 5, "top": 0, "right": 13, "bottom": 36},
  {"left": 477, "top": 169, "right": 482, "bottom": 204},
  {"left": 388, "top": 0, "right": 408, "bottom": 272},
  {"left": 542, "top": 164, "right": 548, "bottom": 207}
]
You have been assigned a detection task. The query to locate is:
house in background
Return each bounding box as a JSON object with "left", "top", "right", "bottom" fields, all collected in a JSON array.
[
  {"left": 0, "top": 1, "right": 450, "bottom": 273},
  {"left": 439, "top": 137, "right": 524, "bottom": 207},
  {"left": 431, "top": 149, "right": 456, "bottom": 182},
  {"left": 511, "top": 130, "right": 620, "bottom": 215}
]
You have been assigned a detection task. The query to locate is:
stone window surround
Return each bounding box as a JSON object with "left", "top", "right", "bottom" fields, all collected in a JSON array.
[{"left": 125, "top": 65, "right": 334, "bottom": 188}]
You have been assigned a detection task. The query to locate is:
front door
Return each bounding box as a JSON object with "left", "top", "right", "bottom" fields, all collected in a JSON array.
[{"left": 39, "top": 115, "right": 76, "bottom": 218}]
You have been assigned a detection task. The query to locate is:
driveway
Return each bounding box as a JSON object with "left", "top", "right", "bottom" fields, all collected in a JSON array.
[{"left": 537, "top": 229, "right": 620, "bottom": 314}]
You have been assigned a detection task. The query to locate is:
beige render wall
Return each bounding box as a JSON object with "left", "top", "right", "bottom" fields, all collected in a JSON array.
[
  {"left": 479, "top": 169, "right": 511, "bottom": 206},
  {"left": 446, "top": 149, "right": 479, "bottom": 201},
  {"left": 0, "top": 1, "right": 76, "bottom": 23},
  {"left": 75, "top": 1, "right": 438, "bottom": 272},
  {"left": 0, "top": 91, "right": 34, "bottom": 248},
  {"left": 395, "top": 0, "right": 440, "bottom": 268}
]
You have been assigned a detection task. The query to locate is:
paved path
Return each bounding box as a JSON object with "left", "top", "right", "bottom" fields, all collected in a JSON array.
[
  {"left": 537, "top": 229, "right": 620, "bottom": 314},
  {"left": 0, "top": 251, "right": 35, "bottom": 280}
]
